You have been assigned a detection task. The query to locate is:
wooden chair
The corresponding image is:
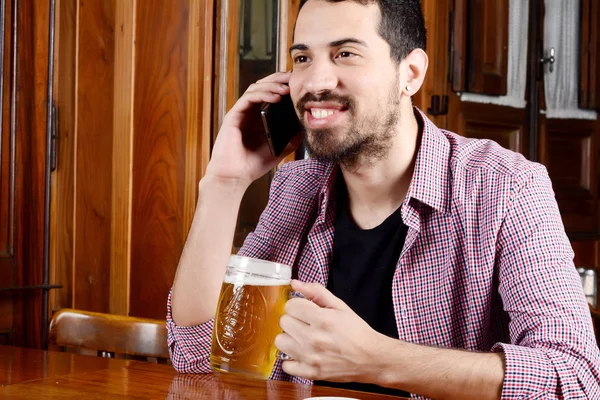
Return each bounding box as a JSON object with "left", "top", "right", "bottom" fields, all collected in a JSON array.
[{"left": 48, "top": 308, "right": 170, "bottom": 362}]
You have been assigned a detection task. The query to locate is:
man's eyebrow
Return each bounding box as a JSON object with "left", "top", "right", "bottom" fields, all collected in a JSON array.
[
  {"left": 329, "top": 38, "right": 367, "bottom": 48},
  {"left": 289, "top": 38, "right": 368, "bottom": 55},
  {"left": 289, "top": 43, "right": 308, "bottom": 54}
]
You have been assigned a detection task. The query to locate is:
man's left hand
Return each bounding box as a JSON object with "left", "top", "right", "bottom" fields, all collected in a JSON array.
[{"left": 274, "top": 280, "right": 388, "bottom": 382}]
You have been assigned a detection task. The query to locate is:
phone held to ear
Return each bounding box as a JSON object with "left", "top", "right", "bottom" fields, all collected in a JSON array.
[{"left": 260, "top": 94, "right": 302, "bottom": 157}]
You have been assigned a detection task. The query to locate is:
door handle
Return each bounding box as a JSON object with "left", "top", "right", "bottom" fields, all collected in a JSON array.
[{"left": 540, "top": 47, "right": 556, "bottom": 73}]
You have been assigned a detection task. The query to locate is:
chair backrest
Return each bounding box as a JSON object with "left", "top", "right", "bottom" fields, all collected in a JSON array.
[{"left": 48, "top": 308, "right": 169, "bottom": 360}]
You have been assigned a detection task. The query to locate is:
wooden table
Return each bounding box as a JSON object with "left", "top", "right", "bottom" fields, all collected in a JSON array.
[{"left": 0, "top": 345, "right": 408, "bottom": 399}]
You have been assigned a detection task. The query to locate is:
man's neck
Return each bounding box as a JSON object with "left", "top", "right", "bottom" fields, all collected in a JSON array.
[{"left": 339, "top": 108, "right": 421, "bottom": 230}]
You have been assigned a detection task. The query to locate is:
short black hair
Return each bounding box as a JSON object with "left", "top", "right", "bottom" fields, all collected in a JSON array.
[{"left": 298, "top": 0, "right": 427, "bottom": 63}]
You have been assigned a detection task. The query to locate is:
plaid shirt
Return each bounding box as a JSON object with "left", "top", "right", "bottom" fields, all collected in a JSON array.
[{"left": 167, "top": 109, "right": 600, "bottom": 399}]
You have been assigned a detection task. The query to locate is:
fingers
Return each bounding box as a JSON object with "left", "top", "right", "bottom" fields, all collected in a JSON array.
[
  {"left": 256, "top": 71, "right": 292, "bottom": 84},
  {"left": 229, "top": 81, "right": 291, "bottom": 114},
  {"left": 291, "top": 280, "right": 351, "bottom": 311},
  {"left": 281, "top": 360, "right": 317, "bottom": 381},
  {"left": 284, "top": 297, "right": 320, "bottom": 325},
  {"left": 246, "top": 81, "right": 290, "bottom": 96},
  {"left": 280, "top": 310, "right": 311, "bottom": 334},
  {"left": 274, "top": 332, "right": 301, "bottom": 361}
]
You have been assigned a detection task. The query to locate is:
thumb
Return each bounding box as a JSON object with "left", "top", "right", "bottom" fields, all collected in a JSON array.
[{"left": 291, "top": 280, "right": 350, "bottom": 311}]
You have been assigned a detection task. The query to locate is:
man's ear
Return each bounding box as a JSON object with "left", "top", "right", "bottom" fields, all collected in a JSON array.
[{"left": 401, "top": 48, "right": 429, "bottom": 96}]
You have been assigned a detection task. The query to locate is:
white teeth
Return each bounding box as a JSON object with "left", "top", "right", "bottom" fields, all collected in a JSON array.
[{"left": 310, "top": 108, "right": 336, "bottom": 119}]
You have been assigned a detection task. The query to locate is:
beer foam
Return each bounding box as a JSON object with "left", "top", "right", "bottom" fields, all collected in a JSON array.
[
  {"left": 223, "top": 274, "right": 290, "bottom": 286},
  {"left": 226, "top": 255, "right": 292, "bottom": 283}
]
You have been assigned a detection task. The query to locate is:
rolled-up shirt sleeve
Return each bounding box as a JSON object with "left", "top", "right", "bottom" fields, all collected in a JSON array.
[
  {"left": 166, "top": 289, "right": 214, "bottom": 373},
  {"left": 493, "top": 165, "right": 600, "bottom": 398}
]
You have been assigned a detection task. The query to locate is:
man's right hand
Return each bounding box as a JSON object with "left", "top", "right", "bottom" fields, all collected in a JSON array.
[{"left": 205, "top": 71, "right": 303, "bottom": 189}]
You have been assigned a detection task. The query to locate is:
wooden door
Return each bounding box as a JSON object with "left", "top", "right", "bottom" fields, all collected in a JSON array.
[
  {"left": 51, "top": 0, "right": 215, "bottom": 320},
  {"left": 431, "top": 0, "right": 600, "bottom": 237},
  {"left": 536, "top": 0, "right": 600, "bottom": 236},
  {"left": 537, "top": 0, "right": 600, "bottom": 306},
  {"left": 0, "top": 0, "right": 52, "bottom": 348}
]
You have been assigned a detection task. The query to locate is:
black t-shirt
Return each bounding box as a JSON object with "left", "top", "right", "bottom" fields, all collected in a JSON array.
[{"left": 314, "top": 180, "right": 411, "bottom": 397}]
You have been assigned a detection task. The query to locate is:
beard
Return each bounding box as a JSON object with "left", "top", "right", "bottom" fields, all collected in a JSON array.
[{"left": 297, "top": 78, "right": 401, "bottom": 168}]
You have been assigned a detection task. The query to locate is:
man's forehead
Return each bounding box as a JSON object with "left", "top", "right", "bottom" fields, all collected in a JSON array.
[{"left": 293, "top": 0, "right": 381, "bottom": 46}]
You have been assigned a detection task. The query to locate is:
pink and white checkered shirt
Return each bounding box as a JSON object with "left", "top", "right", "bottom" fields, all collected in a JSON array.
[{"left": 167, "top": 109, "right": 600, "bottom": 399}]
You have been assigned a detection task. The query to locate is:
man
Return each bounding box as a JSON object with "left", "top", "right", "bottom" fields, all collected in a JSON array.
[{"left": 168, "top": 0, "right": 600, "bottom": 398}]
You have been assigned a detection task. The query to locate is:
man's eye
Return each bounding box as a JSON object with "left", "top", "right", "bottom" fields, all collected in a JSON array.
[
  {"left": 337, "top": 51, "right": 355, "bottom": 58},
  {"left": 294, "top": 55, "right": 309, "bottom": 64}
]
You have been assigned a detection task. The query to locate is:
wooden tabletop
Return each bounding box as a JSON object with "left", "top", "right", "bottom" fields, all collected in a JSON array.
[{"left": 0, "top": 345, "right": 408, "bottom": 399}]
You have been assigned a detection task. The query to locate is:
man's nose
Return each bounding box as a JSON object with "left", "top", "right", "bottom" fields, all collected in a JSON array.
[{"left": 303, "top": 60, "right": 338, "bottom": 94}]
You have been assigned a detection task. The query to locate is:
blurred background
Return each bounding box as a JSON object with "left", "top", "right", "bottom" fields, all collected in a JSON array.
[{"left": 1, "top": 0, "right": 598, "bottom": 349}]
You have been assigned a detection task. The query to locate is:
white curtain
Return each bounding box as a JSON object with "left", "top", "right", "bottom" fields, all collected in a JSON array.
[
  {"left": 543, "top": 0, "right": 597, "bottom": 119},
  {"left": 459, "top": 0, "right": 529, "bottom": 108}
]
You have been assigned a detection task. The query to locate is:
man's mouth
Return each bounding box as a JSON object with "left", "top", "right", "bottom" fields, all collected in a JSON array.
[
  {"left": 310, "top": 108, "right": 338, "bottom": 119},
  {"left": 305, "top": 105, "right": 348, "bottom": 129}
]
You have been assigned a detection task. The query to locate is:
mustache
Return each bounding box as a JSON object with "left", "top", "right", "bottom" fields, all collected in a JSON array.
[{"left": 296, "top": 91, "right": 355, "bottom": 115}]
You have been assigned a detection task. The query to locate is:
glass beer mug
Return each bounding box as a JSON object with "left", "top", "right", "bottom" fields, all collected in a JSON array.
[{"left": 210, "top": 255, "right": 292, "bottom": 379}]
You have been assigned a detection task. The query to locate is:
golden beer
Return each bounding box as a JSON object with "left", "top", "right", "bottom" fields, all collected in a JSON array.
[{"left": 210, "top": 256, "right": 291, "bottom": 379}]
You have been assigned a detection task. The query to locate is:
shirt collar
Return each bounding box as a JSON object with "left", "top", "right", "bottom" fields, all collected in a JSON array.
[
  {"left": 316, "top": 107, "right": 451, "bottom": 218},
  {"left": 406, "top": 108, "right": 451, "bottom": 214}
]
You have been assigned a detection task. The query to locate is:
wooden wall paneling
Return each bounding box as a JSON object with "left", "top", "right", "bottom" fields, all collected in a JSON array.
[
  {"left": 464, "top": 120, "right": 522, "bottom": 153},
  {"left": 200, "top": 0, "right": 215, "bottom": 181},
  {"left": 580, "top": 0, "right": 599, "bottom": 110},
  {"left": 73, "top": 0, "right": 116, "bottom": 313},
  {"left": 571, "top": 240, "right": 600, "bottom": 269},
  {"left": 468, "top": 0, "right": 508, "bottom": 95},
  {"left": 224, "top": 0, "right": 239, "bottom": 116},
  {"left": 0, "top": 0, "right": 10, "bottom": 256},
  {"left": 580, "top": 0, "right": 591, "bottom": 109},
  {"left": 450, "top": 0, "right": 467, "bottom": 92},
  {"left": 447, "top": 100, "right": 528, "bottom": 156},
  {"left": 283, "top": 0, "right": 300, "bottom": 70},
  {"left": 0, "top": 0, "right": 14, "bottom": 342},
  {"left": 214, "top": 0, "right": 239, "bottom": 133},
  {"left": 50, "top": 0, "right": 76, "bottom": 314},
  {"left": 212, "top": 0, "right": 224, "bottom": 136},
  {"left": 183, "top": 0, "right": 214, "bottom": 237},
  {"left": 110, "top": 0, "right": 135, "bottom": 316},
  {"left": 539, "top": 117, "right": 598, "bottom": 233},
  {"left": 593, "top": 0, "right": 600, "bottom": 110},
  {"left": 278, "top": 0, "right": 300, "bottom": 165},
  {"left": 13, "top": 0, "right": 51, "bottom": 348},
  {"left": 130, "top": 0, "right": 189, "bottom": 319}
]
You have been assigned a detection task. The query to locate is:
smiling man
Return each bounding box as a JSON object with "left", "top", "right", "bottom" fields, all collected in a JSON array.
[{"left": 168, "top": 0, "right": 600, "bottom": 399}]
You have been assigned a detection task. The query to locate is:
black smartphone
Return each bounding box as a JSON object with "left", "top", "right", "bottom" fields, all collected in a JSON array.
[{"left": 260, "top": 94, "right": 302, "bottom": 157}]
